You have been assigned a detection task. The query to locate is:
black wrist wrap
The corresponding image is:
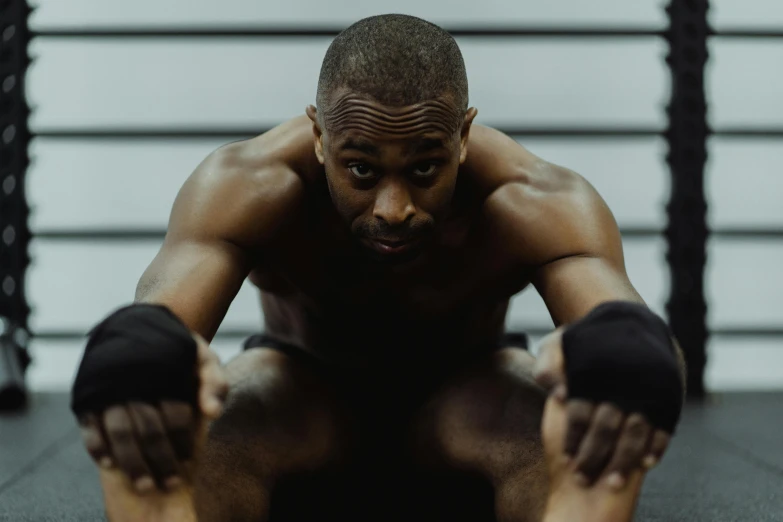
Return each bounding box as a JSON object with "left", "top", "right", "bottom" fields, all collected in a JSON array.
[
  {"left": 70, "top": 304, "right": 198, "bottom": 417},
  {"left": 562, "top": 301, "right": 684, "bottom": 433}
]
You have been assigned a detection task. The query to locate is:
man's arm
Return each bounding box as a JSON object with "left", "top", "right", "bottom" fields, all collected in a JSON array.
[
  {"left": 136, "top": 143, "right": 304, "bottom": 339},
  {"left": 486, "top": 164, "right": 686, "bottom": 385},
  {"left": 78, "top": 142, "right": 305, "bottom": 522},
  {"left": 478, "top": 135, "right": 684, "bottom": 521}
]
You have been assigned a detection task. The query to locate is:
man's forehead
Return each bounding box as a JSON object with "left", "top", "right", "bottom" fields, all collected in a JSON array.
[
  {"left": 321, "top": 90, "right": 464, "bottom": 136},
  {"left": 332, "top": 132, "right": 452, "bottom": 154}
]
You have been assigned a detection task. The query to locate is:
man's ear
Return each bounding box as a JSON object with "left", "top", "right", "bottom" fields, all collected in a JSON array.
[
  {"left": 459, "top": 107, "right": 479, "bottom": 164},
  {"left": 306, "top": 105, "right": 325, "bottom": 164}
]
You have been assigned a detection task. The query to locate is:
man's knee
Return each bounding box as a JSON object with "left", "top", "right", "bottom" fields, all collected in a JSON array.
[
  {"left": 207, "top": 347, "right": 345, "bottom": 473},
  {"left": 417, "top": 348, "right": 547, "bottom": 479}
]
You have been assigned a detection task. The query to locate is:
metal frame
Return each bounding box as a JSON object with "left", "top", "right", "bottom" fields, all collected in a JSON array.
[
  {"left": 664, "top": 0, "right": 710, "bottom": 398},
  {"left": 0, "top": 0, "right": 32, "bottom": 410}
]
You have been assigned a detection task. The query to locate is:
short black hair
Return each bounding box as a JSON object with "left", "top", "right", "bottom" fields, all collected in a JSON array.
[{"left": 316, "top": 14, "right": 468, "bottom": 129}]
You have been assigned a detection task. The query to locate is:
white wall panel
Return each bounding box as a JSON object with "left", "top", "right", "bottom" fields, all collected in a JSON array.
[
  {"left": 705, "top": 336, "right": 783, "bottom": 391},
  {"left": 706, "top": 138, "right": 783, "bottom": 228},
  {"left": 506, "top": 237, "right": 668, "bottom": 330},
  {"left": 29, "top": 238, "right": 665, "bottom": 332},
  {"left": 27, "top": 38, "right": 668, "bottom": 130},
  {"left": 28, "top": 338, "right": 244, "bottom": 391},
  {"left": 706, "top": 239, "right": 783, "bottom": 328},
  {"left": 498, "top": 335, "right": 783, "bottom": 391},
  {"left": 710, "top": 0, "right": 783, "bottom": 30},
  {"left": 29, "top": 137, "right": 667, "bottom": 231},
  {"left": 523, "top": 138, "right": 668, "bottom": 228},
  {"left": 28, "top": 138, "right": 221, "bottom": 231},
  {"left": 707, "top": 40, "right": 783, "bottom": 128},
  {"left": 27, "top": 240, "right": 263, "bottom": 333},
  {"left": 30, "top": 335, "right": 783, "bottom": 392},
  {"left": 29, "top": 0, "right": 668, "bottom": 29}
]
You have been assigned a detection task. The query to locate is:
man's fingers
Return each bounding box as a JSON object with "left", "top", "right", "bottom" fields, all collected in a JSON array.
[
  {"left": 160, "top": 401, "right": 196, "bottom": 462},
  {"left": 532, "top": 329, "right": 566, "bottom": 391},
  {"left": 602, "top": 413, "right": 653, "bottom": 488},
  {"left": 127, "top": 402, "right": 181, "bottom": 490},
  {"left": 78, "top": 413, "right": 113, "bottom": 468},
  {"left": 103, "top": 406, "right": 155, "bottom": 493},
  {"left": 199, "top": 362, "right": 228, "bottom": 418},
  {"left": 563, "top": 399, "right": 595, "bottom": 457},
  {"left": 644, "top": 429, "right": 671, "bottom": 469},
  {"left": 572, "top": 403, "right": 624, "bottom": 484},
  {"left": 194, "top": 335, "right": 228, "bottom": 417}
]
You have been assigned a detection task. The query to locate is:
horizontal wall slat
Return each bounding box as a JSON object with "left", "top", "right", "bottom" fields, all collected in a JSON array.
[
  {"left": 527, "top": 334, "right": 783, "bottom": 391},
  {"left": 708, "top": 41, "right": 783, "bottom": 128},
  {"left": 27, "top": 338, "right": 245, "bottom": 392},
  {"left": 522, "top": 138, "right": 668, "bottom": 228},
  {"left": 28, "top": 0, "right": 668, "bottom": 30},
  {"left": 27, "top": 240, "right": 263, "bottom": 333},
  {"left": 28, "top": 138, "right": 217, "bottom": 230},
  {"left": 28, "top": 237, "right": 666, "bottom": 332},
  {"left": 27, "top": 38, "right": 668, "bottom": 130},
  {"left": 707, "top": 138, "right": 783, "bottom": 228},
  {"left": 507, "top": 237, "right": 667, "bottom": 330},
  {"left": 710, "top": 0, "right": 783, "bottom": 30},
  {"left": 29, "top": 334, "right": 783, "bottom": 392},
  {"left": 28, "top": 137, "right": 667, "bottom": 231},
  {"left": 33, "top": 129, "right": 662, "bottom": 139},
  {"left": 707, "top": 240, "right": 783, "bottom": 328}
]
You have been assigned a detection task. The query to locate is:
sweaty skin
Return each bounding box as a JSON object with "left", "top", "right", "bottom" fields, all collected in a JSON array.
[{"left": 93, "top": 94, "right": 678, "bottom": 522}]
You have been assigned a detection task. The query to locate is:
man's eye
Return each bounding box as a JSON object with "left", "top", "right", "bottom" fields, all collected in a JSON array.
[
  {"left": 413, "top": 163, "right": 437, "bottom": 177},
  {"left": 348, "top": 164, "right": 375, "bottom": 178}
]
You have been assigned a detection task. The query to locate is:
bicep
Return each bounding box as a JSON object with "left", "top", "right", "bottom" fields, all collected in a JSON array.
[
  {"left": 526, "top": 178, "right": 644, "bottom": 325},
  {"left": 134, "top": 150, "right": 303, "bottom": 339}
]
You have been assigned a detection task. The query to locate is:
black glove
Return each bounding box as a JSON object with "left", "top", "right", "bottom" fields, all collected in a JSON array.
[
  {"left": 71, "top": 304, "right": 198, "bottom": 417},
  {"left": 562, "top": 301, "right": 684, "bottom": 433}
]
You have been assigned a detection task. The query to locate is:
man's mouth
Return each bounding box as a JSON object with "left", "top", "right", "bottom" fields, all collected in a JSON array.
[{"left": 363, "top": 237, "right": 420, "bottom": 255}]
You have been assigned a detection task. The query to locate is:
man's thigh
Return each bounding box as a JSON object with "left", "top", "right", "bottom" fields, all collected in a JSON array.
[
  {"left": 194, "top": 346, "right": 351, "bottom": 521},
  {"left": 411, "top": 347, "right": 550, "bottom": 522}
]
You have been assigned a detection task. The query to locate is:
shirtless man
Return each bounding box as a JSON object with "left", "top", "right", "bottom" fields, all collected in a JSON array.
[{"left": 71, "top": 14, "right": 685, "bottom": 522}]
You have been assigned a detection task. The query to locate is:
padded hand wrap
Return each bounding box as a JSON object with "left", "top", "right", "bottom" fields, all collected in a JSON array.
[
  {"left": 562, "top": 301, "right": 684, "bottom": 433},
  {"left": 71, "top": 304, "right": 198, "bottom": 417}
]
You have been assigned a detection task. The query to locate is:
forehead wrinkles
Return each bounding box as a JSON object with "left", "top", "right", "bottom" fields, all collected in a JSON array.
[{"left": 324, "top": 95, "right": 462, "bottom": 137}]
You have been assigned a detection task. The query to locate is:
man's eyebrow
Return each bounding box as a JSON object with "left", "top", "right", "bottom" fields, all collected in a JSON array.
[
  {"left": 407, "top": 138, "right": 448, "bottom": 155},
  {"left": 340, "top": 138, "right": 380, "bottom": 157}
]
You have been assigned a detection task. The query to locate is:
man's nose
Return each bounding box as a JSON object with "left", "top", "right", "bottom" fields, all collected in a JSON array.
[{"left": 372, "top": 178, "right": 415, "bottom": 226}]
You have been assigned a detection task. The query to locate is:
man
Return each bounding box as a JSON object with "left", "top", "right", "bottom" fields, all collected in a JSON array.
[{"left": 72, "top": 14, "right": 685, "bottom": 522}]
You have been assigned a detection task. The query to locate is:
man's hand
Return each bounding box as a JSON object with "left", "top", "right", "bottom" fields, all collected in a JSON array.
[
  {"left": 533, "top": 330, "right": 670, "bottom": 488},
  {"left": 541, "top": 385, "right": 648, "bottom": 522},
  {"left": 78, "top": 335, "right": 228, "bottom": 493}
]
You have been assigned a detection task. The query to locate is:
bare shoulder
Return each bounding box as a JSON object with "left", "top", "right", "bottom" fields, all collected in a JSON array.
[
  {"left": 168, "top": 116, "right": 317, "bottom": 248},
  {"left": 469, "top": 126, "right": 622, "bottom": 267}
]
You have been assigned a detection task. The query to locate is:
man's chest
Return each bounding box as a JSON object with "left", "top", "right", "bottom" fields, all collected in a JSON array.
[{"left": 250, "top": 221, "right": 531, "bottom": 323}]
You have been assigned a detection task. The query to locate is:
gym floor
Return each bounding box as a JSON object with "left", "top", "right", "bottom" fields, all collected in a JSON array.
[{"left": 0, "top": 392, "right": 781, "bottom": 521}]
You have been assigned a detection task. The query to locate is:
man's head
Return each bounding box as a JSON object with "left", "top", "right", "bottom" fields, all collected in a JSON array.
[{"left": 306, "top": 14, "right": 477, "bottom": 263}]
